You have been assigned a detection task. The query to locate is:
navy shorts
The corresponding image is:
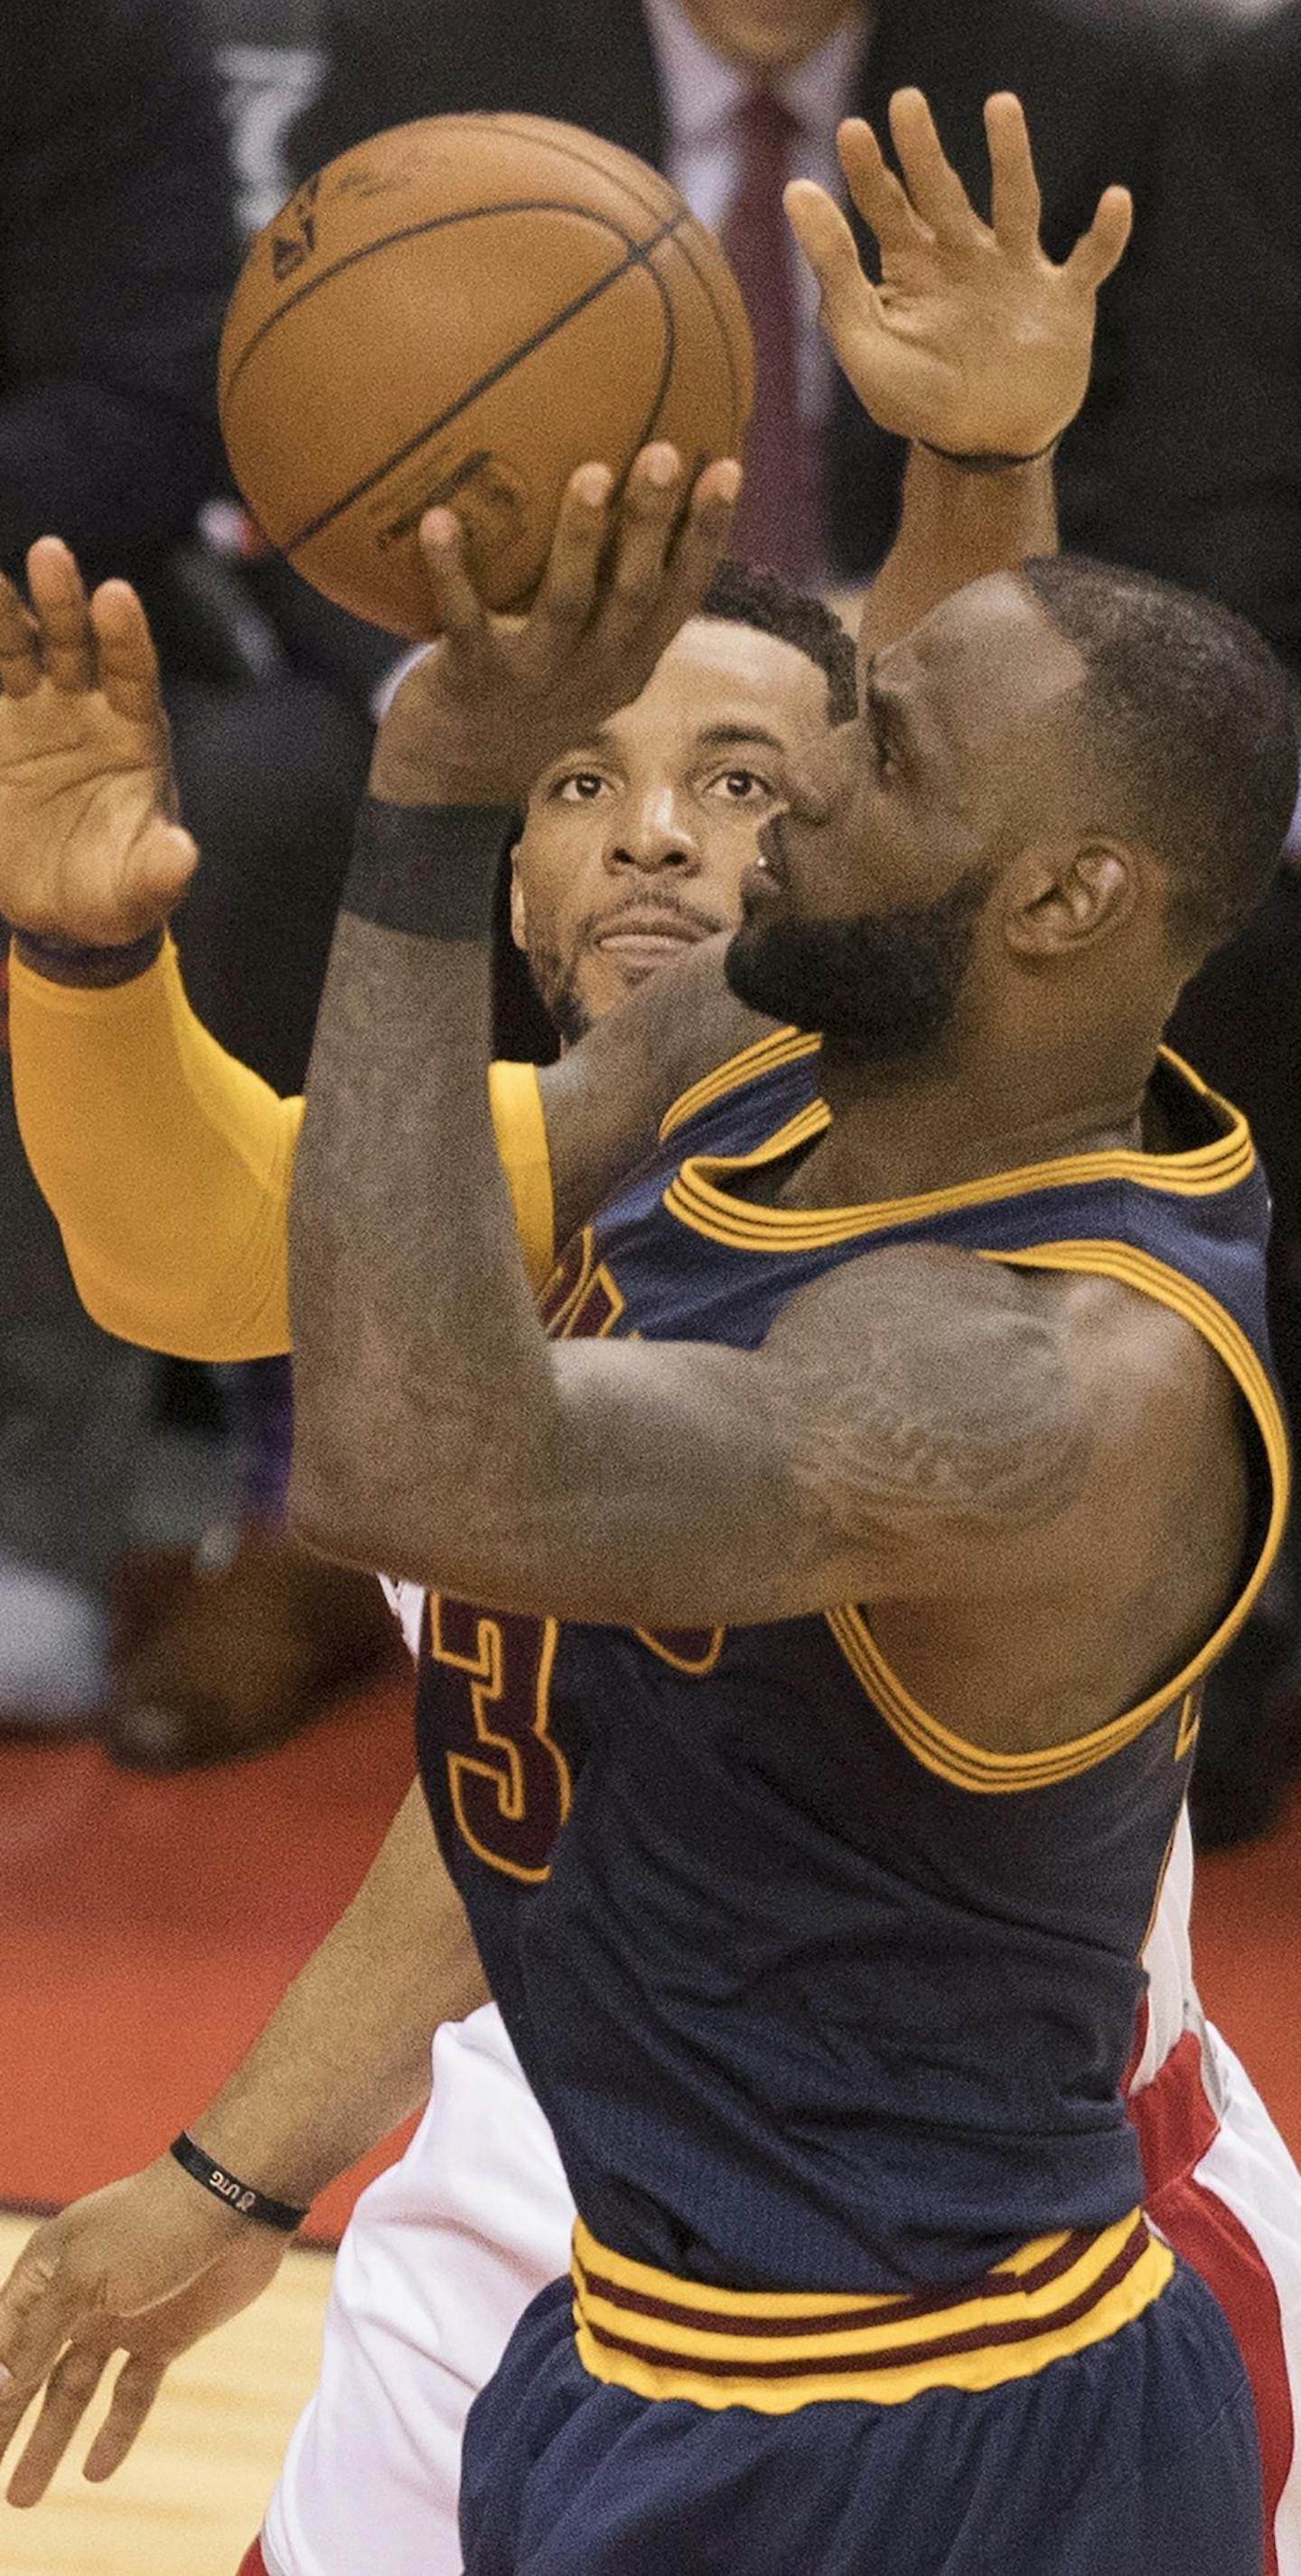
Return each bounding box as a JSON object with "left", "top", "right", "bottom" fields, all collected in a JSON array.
[{"left": 460, "top": 2259, "right": 1261, "bottom": 2576}]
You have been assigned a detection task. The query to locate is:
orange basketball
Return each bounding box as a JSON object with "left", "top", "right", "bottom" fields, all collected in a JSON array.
[{"left": 218, "top": 115, "right": 754, "bottom": 639}]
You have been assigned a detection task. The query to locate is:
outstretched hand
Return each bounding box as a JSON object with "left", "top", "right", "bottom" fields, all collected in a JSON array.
[
  {"left": 0, "top": 2162, "right": 288, "bottom": 2506},
  {"left": 0, "top": 539, "right": 196, "bottom": 945},
  {"left": 786, "top": 88, "right": 1132, "bottom": 461},
  {"left": 370, "top": 444, "right": 741, "bottom": 808}
]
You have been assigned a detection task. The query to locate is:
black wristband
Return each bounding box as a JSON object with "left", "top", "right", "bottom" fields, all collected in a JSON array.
[
  {"left": 13, "top": 925, "right": 165, "bottom": 988},
  {"left": 169, "top": 2131, "right": 308, "bottom": 2233},
  {"left": 342, "top": 795, "right": 517, "bottom": 941},
  {"left": 918, "top": 435, "right": 1062, "bottom": 474}
]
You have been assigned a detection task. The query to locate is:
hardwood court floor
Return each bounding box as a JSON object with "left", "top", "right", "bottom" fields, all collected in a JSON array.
[{"left": 0, "top": 2212, "right": 332, "bottom": 2576}]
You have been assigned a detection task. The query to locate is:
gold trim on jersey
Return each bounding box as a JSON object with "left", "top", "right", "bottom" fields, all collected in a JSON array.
[
  {"left": 657, "top": 1027, "right": 820, "bottom": 1146},
  {"left": 570, "top": 2209, "right": 1172, "bottom": 2412},
  {"left": 826, "top": 1241, "right": 1288, "bottom": 1794},
  {"left": 632, "top": 1626, "right": 726, "bottom": 1675},
  {"left": 488, "top": 1058, "right": 555, "bottom": 1291},
  {"left": 663, "top": 1046, "right": 1253, "bottom": 1254}
]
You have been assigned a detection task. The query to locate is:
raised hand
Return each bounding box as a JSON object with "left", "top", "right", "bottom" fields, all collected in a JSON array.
[
  {"left": 370, "top": 444, "right": 741, "bottom": 808},
  {"left": 785, "top": 89, "right": 1132, "bottom": 462},
  {"left": 0, "top": 539, "right": 197, "bottom": 945},
  {"left": 0, "top": 2161, "right": 289, "bottom": 2505}
]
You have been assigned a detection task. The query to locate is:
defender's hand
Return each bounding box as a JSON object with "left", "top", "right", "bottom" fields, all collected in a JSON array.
[
  {"left": 0, "top": 539, "right": 196, "bottom": 945},
  {"left": 370, "top": 444, "right": 742, "bottom": 808},
  {"left": 786, "top": 89, "right": 1132, "bottom": 461},
  {"left": 0, "top": 2160, "right": 287, "bottom": 2505}
]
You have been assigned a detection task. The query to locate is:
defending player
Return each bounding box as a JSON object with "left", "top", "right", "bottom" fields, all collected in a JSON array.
[{"left": 0, "top": 80, "right": 1293, "bottom": 2576}]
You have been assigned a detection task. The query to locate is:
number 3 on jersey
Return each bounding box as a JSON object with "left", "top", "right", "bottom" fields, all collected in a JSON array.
[{"left": 428, "top": 1597, "right": 570, "bottom": 1883}]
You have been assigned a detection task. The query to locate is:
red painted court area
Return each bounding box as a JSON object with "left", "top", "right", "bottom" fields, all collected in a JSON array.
[
  {"left": 2, "top": 1680, "right": 1300, "bottom": 2243},
  {"left": 0, "top": 1681, "right": 417, "bottom": 2244}
]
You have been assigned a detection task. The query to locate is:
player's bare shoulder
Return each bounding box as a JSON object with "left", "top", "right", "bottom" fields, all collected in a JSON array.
[
  {"left": 1049, "top": 1264, "right": 1250, "bottom": 1606},
  {"left": 762, "top": 1242, "right": 1246, "bottom": 1601}
]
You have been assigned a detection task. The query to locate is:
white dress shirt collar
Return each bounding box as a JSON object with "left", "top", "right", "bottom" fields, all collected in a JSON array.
[{"left": 641, "top": 0, "right": 868, "bottom": 145}]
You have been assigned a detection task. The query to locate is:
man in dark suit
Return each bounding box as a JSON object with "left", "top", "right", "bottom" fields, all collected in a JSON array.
[
  {"left": 0, "top": 0, "right": 395, "bottom": 1756},
  {"left": 0, "top": 0, "right": 234, "bottom": 1731},
  {"left": 289, "top": 0, "right": 1209, "bottom": 583},
  {"left": 1107, "top": 0, "right": 1301, "bottom": 1844}
]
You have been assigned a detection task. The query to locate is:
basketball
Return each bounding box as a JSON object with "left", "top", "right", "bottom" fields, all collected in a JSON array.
[{"left": 217, "top": 115, "right": 754, "bottom": 639}]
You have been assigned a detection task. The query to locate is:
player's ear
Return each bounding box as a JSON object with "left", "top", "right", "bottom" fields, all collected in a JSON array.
[
  {"left": 1004, "top": 836, "right": 1139, "bottom": 959},
  {"left": 509, "top": 842, "right": 528, "bottom": 951}
]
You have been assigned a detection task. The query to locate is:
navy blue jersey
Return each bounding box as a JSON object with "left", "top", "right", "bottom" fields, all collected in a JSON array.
[{"left": 415, "top": 1030, "right": 1287, "bottom": 2296}]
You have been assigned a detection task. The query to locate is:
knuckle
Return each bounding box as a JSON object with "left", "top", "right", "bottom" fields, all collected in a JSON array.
[
  {"left": 539, "top": 578, "right": 589, "bottom": 624},
  {"left": 49, "top": 2348, "right": 105, "bottom": 2403}
]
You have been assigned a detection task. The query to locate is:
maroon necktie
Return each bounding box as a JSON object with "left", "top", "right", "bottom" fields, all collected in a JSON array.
[{"left": 718, "top": 86, "right": 819, "bottom": 581}]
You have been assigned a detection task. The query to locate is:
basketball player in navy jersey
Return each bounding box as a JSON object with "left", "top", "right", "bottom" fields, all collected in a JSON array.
[{"left": 285, "top": 303, "right": 1300, "bottom": 2576}]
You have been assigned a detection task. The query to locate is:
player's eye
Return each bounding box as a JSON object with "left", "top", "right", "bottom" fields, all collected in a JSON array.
[
  {"left": 554, "top": 772, "right": 612, "bottom": 803},
  {"left": 705, "top": 768, "right": 772, "bottom": 802}
]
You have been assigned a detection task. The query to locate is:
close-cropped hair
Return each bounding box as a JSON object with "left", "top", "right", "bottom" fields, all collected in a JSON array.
[
  {"left": 1020, "top": 553, "right": 1299, "bottom": 960},
  {"left": 702, "top": 557, "right": 857, "bottom": 726}
]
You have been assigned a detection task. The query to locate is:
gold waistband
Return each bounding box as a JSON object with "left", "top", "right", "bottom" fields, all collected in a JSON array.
[{"left": 571, "top": 2209, "right": 1173, "bottom": 2413}]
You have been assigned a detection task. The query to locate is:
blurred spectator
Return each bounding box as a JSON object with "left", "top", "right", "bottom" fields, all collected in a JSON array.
[
  {"left": 1103, "top": 0, "right": 1301, "bottom": 1843},
  {"left": 0, "top": 0, "right": 233, "bottom": 1729},
  {"left": 1082, "top": 0, "right": 1299, "bottom": 680},
  {"left": 1, "top": 0, "right": 396, "bottom": 1755},
  {"left": 288, "top": 0, "right": 1218, "bottom": 587}
]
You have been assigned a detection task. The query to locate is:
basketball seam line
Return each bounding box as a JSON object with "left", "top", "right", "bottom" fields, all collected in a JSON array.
[
  {"left": 482, "top": 119, "right": 744, "bottom": 441},
  {"left": 276, "top": 211, "right": 688, "bottom": 557},
  {"left": 220, "top": 200, "right": 669, "bottom": 423}
]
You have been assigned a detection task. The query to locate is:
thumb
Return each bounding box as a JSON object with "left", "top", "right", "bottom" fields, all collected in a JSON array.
[
  {"left": 0, "top": 2243, "right": 80, "bottom": 2402},
  {"left": 118, "top": 822, "right": 199, "bottom": 938},
  {"left": 1064, "top": 184, "right": 1134, "bottom": 295},
  {"left": 784, "top": 181, "right": 883, "bottom": 345}
]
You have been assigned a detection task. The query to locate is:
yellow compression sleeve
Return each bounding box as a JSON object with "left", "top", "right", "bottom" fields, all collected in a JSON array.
[{"left": 9, "top": 938, "right": 555, "bottom": 1363}]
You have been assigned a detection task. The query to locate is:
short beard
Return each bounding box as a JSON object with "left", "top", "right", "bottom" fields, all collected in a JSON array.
[
  {"left": 526, "top": 942, "right": 592, "bottom": 1044},
  {"left": 725, "top": 862, "right": 994, "bottom": 1066}
]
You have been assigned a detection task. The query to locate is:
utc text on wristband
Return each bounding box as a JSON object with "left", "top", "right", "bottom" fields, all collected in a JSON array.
[{"left": 169, "top": 2130, "right": 308, "bottom": 2233}]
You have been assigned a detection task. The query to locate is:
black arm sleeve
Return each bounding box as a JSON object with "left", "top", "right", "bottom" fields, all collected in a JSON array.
[{"left": 0, "top": 0, "right": 239, "bottom": 585}]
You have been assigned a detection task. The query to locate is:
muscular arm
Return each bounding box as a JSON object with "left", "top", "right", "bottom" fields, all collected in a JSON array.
[
  {"left": 854, "top": 441, "right": 1056, "bottom": 668},
  {"left": 290, "top": 891, "right": 1092, "bottom": 1638},
  {"left": 8, "top": 402, "right": 1056, "bottom": 1328},
  {"left": 185, "top": 1779, "right": 486, "bottom": 2205},
  {"left": 291, "top": 876, "right": 1252, "bottom": 1760},
  {"left": 10, "top": 936, "right": 555, "bottom": 1354},
  {"left": 9, "top": 938, "right": 302, "bottom": 1360}
]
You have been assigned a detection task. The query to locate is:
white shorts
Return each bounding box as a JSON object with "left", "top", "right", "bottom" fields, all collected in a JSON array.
[
  {"left": 260, "top": 2002, "right": 573, "bottom": 2576},
  {"left": 1131, "top": 2018, "right": 1301, "bottom": 2576}
]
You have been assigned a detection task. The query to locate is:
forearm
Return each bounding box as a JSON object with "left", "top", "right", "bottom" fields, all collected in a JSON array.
[
  {"left": 290, "top": 806, "right": 556, "bottom": 1584},
  {"left": 856, "top": 445, "right": 1058, "bottom": 664},
  {"left": 185, "top": 1782, "right": 487, "bottom": 2209},
  {"left": 9, "top": 936, "right": 299, "bottom": 1360}
]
